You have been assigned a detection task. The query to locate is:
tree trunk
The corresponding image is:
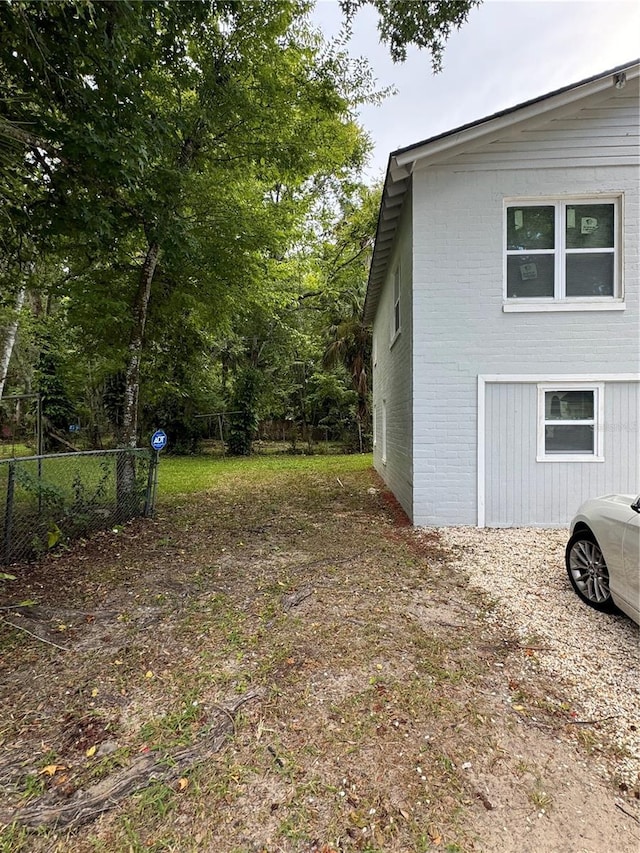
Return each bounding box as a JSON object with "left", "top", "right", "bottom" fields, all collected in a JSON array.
[
  {"left": 121, "top": 241, "right": 160, "bottom": 448},
  {"left": 117, "top": 241, "right": 159, "bottom": 519},
  {"left": 0, "top": 287, "right": 26, "bottom": 401}
]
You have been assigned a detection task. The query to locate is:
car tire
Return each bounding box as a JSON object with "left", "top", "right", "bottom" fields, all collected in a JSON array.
[{"left": 565, "top": 529, "right": 615, "bottom": 612}]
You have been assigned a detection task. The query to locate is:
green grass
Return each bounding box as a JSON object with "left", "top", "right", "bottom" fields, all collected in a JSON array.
[
  {"left": 157, "top": 452, "right": 373, "bottom": 496},
  {"left": 0, "top": 451, "right": 149, "bottom": 508},
  {"left": 0, "top": 442, "right": 34, "bottom": 460}
]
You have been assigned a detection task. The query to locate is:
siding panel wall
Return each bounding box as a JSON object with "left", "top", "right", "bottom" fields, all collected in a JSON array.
[
  {"left": 441, "top": 84, "right": 640, "bottom": 170},
  {"left": 484, "top": 381, "right": 640, "bottom": 526}
]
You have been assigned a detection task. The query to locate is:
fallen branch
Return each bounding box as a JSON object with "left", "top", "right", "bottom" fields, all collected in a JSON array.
[
  {"left": 512, "top": 709, "right": 620, "bottom": 730},
  {"left": 566, "top": 715, "right": 620, "bottom": 726},
  {"left": 0, "top": 617, "right": 70, "bottom": 652},
  {"left": 281, "top": 586, "right": 314, "bottom": 612},
  {"left": 47, "top": 429, "right": 80, "bottom": 452},
  {"left": 4, "top": 689, "right": 263, "bottom": 831},
  {"left": 519, "top": 646, "right": 554, "bottom": 652},
  {"left": 267, "top": 744, "right": 285, "bottom": 768},
  {"left": 615, "top": 802, "right": 640, "bottom": 826}
]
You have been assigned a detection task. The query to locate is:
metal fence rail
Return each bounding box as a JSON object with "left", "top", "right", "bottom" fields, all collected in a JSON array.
[{"left": 1, "top": 449, "right": 156, "bottom": 565}]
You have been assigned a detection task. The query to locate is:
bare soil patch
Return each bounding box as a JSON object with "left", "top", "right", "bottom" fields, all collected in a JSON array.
[{"left": 0, "top": 458, "right": 638, "bottom": 852}]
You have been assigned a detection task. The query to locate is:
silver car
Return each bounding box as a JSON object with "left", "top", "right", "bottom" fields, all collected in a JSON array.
[{"left": 566, "top": 494, "right": 640, "bottom": 624}]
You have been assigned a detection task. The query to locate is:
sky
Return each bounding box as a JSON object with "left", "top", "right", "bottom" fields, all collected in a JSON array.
[{"left": 310, "top": 0, "right": 640, "bottom": 180}]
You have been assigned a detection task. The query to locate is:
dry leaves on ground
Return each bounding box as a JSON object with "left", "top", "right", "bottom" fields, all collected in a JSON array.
[{"left": 0, "top": 456, "right": 638, "bottom": 852}]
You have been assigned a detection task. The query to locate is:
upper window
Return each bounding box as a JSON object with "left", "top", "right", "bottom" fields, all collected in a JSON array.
[
  {"left": 505, "top": 199, "right": 620, "bottom": 303},
  {"left": 537, "top": 384, "right": 604, "bottom": 462}
]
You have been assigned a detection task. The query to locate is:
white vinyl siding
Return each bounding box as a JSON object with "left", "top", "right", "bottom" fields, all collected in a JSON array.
[
  {"left": 411, "top": 150, "right": 638, "bottom": 526},
  {"left": 436, "top": 87, "right": 640, "bottom": 171},
  {"left": 483, "top": 379, "right": 639, "bottom": 527},
  {"left": 372, "top": 404, "right": 377, "bottom": 447},
  {"left": 371, "top": 73, "right": 639, "bottom": 527}
]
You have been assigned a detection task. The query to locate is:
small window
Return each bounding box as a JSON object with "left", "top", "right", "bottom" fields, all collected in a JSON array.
[
  {"left": 506, "top": 199, "right": 619, "bottom": 303},
  {"left": 537, "top": 384, "right": 604, "bottom": 462},
  {"left": 392, "top": 265, "right": 401, "bottom": 338}
]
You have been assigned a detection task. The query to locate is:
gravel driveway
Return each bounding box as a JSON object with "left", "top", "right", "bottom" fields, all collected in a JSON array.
[{"left": 437, "top": 526, "right": 640, "bottom": 788}]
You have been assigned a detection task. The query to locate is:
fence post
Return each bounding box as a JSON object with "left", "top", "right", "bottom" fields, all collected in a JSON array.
[
  {"left": 218, "top": 414, "right": 225, "bottom": 457},
  {"left": 144, "top": 451, "right": 158, "bottom": 518},
  {"left": 37, "top": 394, "right": 43, "bottom": 513},
  {"left": 37, "top": 393, "right": 44, "bottom": 456},
  {"left": 3, "top": 460, "right": 16, "bottom": 565}
]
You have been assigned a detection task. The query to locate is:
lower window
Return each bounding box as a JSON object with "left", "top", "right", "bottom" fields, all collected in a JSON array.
[{"left": 537, "top": 384, "right": 604, "bottom": 462}]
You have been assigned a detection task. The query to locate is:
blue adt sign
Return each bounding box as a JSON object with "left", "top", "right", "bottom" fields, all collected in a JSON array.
[{"left": 151, "top": 429, "right": 168, "bottom": 452}]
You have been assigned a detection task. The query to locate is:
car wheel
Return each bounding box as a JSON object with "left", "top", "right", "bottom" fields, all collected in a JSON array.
[{"left": 565, "top": 529, "right": 615, "bottom": 612}]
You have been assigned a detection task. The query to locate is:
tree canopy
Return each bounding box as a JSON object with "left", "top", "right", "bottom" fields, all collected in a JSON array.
[
  {"left": 339, "top": 0, "right": 481, "bottom": 65},
  {"left": 1, "top": 0, "right": 480, "bottom": 455}
]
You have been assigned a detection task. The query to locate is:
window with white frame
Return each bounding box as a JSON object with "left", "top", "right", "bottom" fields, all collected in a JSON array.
[
  {"left": 506, "top": 199, "right": 620, "bottom": 302},
  {"left": 392, "top": 265, "right": 401, "bottom": 338},
  {"left": 537, "top": 384, "right": 604, "bottom": 462}
]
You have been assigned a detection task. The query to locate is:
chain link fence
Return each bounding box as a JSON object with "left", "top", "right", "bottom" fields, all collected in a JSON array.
[{"left": 1, "top": 449, "right": 157, "bottom": 565}]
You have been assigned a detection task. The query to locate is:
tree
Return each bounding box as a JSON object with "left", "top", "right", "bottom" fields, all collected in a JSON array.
[
  {"left": 0, "top": 288, "right": 25, "bottom": 401},
  {"left": 209, "top": 181, "right": 379, "bottom": 454},
  {"left": 1, "top": 0, "right": 482, "bottom": 454},
  {"left": 1, "top": 1, "right": 377, "bottom": 448},
  {"left": 339, "top": 0, "right": 482, "bottom": 66},
  {"left": 0, "top": 189, "right": 37, "bottom": 403},
  {"left": 319, "top": 186, "right": 378, "bottom": 451}
]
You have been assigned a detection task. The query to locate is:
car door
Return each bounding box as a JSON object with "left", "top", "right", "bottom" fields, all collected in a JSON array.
[{"left": 620, "top": 501, "right": 640, "bottom": 622}]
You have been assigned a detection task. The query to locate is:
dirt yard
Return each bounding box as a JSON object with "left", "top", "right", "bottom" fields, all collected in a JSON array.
[{"left": 0, "top": 456, "right": 638, "bottom": 852}]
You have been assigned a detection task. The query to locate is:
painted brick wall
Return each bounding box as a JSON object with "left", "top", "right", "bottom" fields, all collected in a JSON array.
[
  {"left": 372, "top": 189, "right": 413, "bottom": 518},
  {"left": 411, "top": 157, "right": 639, "bottom": 526}
]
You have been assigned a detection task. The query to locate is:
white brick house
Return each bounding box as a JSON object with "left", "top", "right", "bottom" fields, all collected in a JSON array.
[{"left": 365, "top": 61, "right": 640, "bottom": 527}]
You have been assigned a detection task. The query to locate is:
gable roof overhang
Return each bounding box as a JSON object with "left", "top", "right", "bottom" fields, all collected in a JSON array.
[{"left": 363, "top": 59, "right": 640, "bottom": 325}]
